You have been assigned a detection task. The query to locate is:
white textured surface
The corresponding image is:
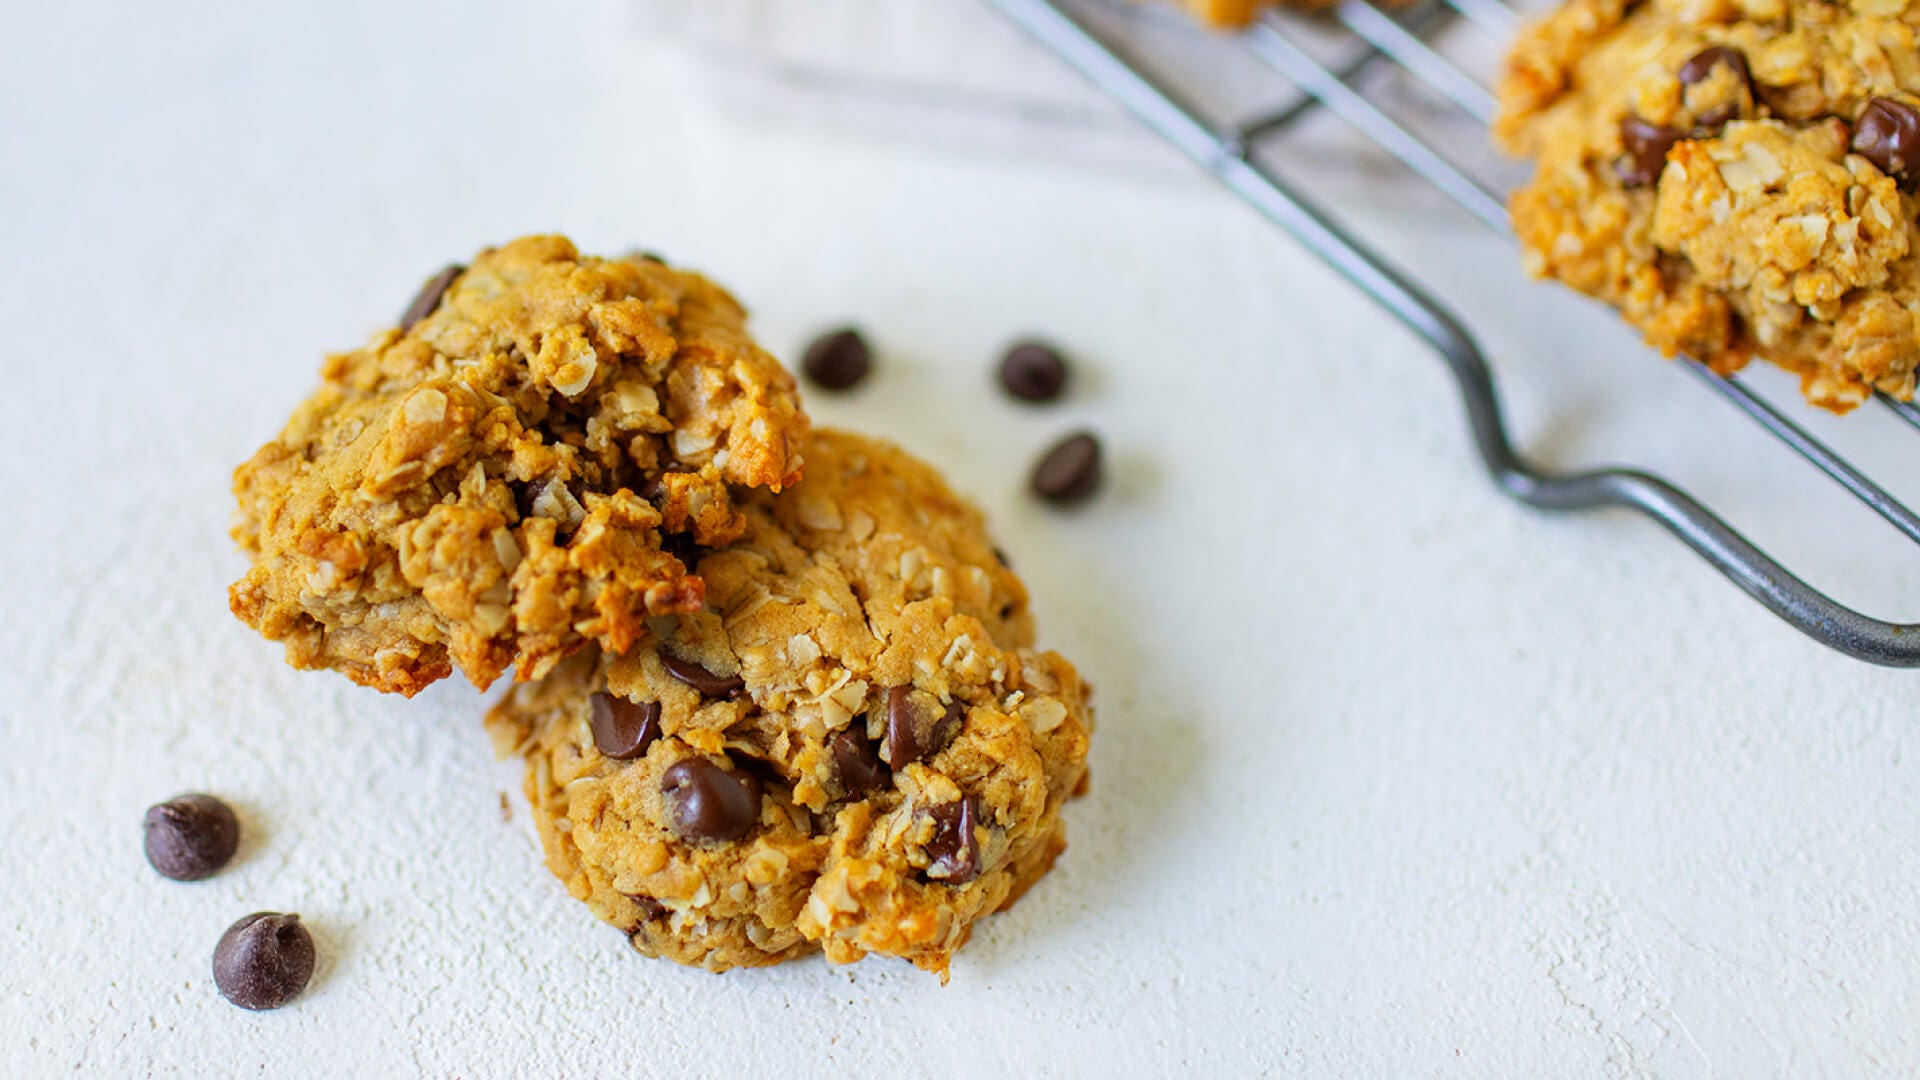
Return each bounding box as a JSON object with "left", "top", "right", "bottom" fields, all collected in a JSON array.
[{"left": 4, "top": 1, "right": 1920, "bottom": 1077}]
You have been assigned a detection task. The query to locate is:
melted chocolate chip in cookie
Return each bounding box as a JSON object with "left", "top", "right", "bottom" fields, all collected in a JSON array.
[
  {"left": 1677, "top": 46, "right": 1753, "bottom": 132},
  {"left": 1617, "top": 117, "right": 1683, "bottom": 188},
  {"left": 883, "top": 688, "right": 965, "bottom": 770},
  {"left": 1853, "top": 98, "right": 1920, "bottom": 188},
  {"left": 923, "top": 798, "right": 981, "bottom": 884},
  {"left": 398, "top": 264, "right": 463, "bottom": 332},
  {"left": 661, "top": 758, "right": 761, "bottom": 843},
  {"left": 590, "top": 692, "right": 662, "bottom": 760},
  {"left": 1678, "top": 45, "right": 1749, "bottom": 88},
  {"left": 661, "top": 653, "right": 746, "bottom": 700},
  {"left": 624, "top": 893, "right": 667, "bottom": 921},
  {"left": 829, "top": 728, "right": 888, "bottom": 798}
]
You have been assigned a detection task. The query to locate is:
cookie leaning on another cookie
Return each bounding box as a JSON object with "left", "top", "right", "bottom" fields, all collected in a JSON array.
[
  {"left": 1497, "top": 0, "right": 1920, "bottom": 411},
  {"left": 487, "top": 429, "right": 1093, "bottom": 980},
  {"left": 229, "top": 236, "right": 809, "bottom": 695}
]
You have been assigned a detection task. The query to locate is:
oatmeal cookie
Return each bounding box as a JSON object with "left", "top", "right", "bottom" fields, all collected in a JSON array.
[
  {"left": 486, "top": 430, "right": 1093, "bottom": 979},
  {"left": 1182, "top": 0, "right": 1317, "bottom": 23},
  {"left": 230, "top": 236, "right": 808, "bottom": 695},
  {"left": 1497, "top": 0, "right": 1920, "bottom": 410},
  {"left": 1186, "top": 0, "right": 1273, "bottom": 23}
]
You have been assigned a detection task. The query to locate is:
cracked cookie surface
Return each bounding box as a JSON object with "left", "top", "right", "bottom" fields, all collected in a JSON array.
[
  {"left": 1497, "top": 0, "right": 1920, "bottom": 411},
  {"left": 486, "top": 429, "right": 1092, "bottom": 979},
  {"left": 231, "top": 235, "right": 808, "bottom": 695}
]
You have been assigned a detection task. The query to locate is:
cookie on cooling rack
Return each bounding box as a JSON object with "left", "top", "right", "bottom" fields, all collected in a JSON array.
[
  {"left": 230, "top": 235, "right": 808, "bottom": 695},
  {"left": 486, "top": 429, "right": 1092, "bottom": 979},
  {"left": 1497, "top": 0, "right": 1920, "bottom": 412},
  {"left": 1185, "top": 0, "right": 1275, "bottom": 23},
  {"left": 1182, "top": 0, "right": 1328, "bottom": 23}
]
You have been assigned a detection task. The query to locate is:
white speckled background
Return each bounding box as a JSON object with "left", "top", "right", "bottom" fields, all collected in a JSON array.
[{"left": 4, "top": 1, "right": 1919, "bottom": 1076}]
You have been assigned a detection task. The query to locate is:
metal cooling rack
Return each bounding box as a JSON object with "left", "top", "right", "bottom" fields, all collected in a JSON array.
[{"left": 991, "top": 0, "right": 1920, "bottom": 667}]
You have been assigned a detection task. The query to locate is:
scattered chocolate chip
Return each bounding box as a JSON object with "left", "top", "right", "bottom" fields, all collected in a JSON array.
[
  {"left": 624, "top": 894, "right": 667, "bottom": 921},
  {"left": 143, "top": 793, "right": 240, "bottom": 882},
  {"left": 830, "top": 728, "right": 888, "bottom": 797},
  {"left": 1617, "top": 117, "right": 1684, "bottom": 188},
  {"left": 589, "top": 692, "right": 662, "bottom": 760},
  {"left": 212, "top": 913, "right": 315, "bottom": 1011},
  {"left": 923, "top": 799, "right": 981, "bottom": 884},
  {"left": 1853, "top": 97, "right": 1920, "bottom": 187},
  {"left": 882, "top": 687, "right": 965, "bottom": 770},
  {"left": 661, "top": 653, "right": 746, "bottom": 700},
  {"left": 1030, "top": 431, "right": 1103, "bottom": 505},
  {"left": 398, "top": 264, "right": 463, "bottom": 332},
  {"left": 660, "top": 758, "right": 761, "bottom": 843},
  {"left": 992, "top": 546, "right": 1011, "bottom": 568},
  {"left": 998, "top": 341, "right": 1070, "bottom": 402},
  {"left": 801, "top": 328, "right": 872, "bottom": 391}
]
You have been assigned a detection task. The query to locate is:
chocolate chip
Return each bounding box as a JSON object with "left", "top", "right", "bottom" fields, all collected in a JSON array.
[
  {"left": 624, "top": 894, "right": 667, "bottom": 920},
  {"left": 998, "top": 341, "right": 1070, "bottom": 402},
  {"left": 661, "top": 653, "right": 746, "bottom": 700},
  {"left": 1853, "top": 98, "right": 1920, "bottom": 187},
  {"left": 1677, "top": 47, "right": 1754, "bottom": 133},
  {"left": 398, "top": 264, "right": 462, "bottom": 332},
  {"left": 992, "top": 546, "right": 1011, "bottom": 568},
  {"left": 660, "top": 758, "right": 761, "bottom": 843},
  {"left": 801, "top": 328, "right": 872, "bottom": 391},
  {"left": 1617, "top": 117, "right": 1684, "bottom": 188},
  {"left": 1030, "top": 431, "right": 1103, "bottom": 505},
  {"left": 589, "top": 692, "right": 662, "bottom": 760},
  {"left": 923, "top": 798, "right": 981, "bottom": 884},
  {"left": 143, "top": 794, "right": 239, "bottom": 882},
  {"left": 1678, "top": 46, "right": 1751, "bottom": 90},
  {"left": 830, "top": 728, "right": 888, "bottom": 797},
  {"left": 212, "top": 913, "right": 315, "bottom": 1011},
  {"left": 882, "top": 687, "right": 965, "bottom": 770}
]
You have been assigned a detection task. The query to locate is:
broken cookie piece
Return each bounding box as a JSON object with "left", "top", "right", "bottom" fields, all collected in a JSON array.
[{"left": 230, "top": 235, "right": 809, "bottom": 694}]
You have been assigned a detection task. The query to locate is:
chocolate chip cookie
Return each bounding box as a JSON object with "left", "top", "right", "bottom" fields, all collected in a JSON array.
[
  {"left": 1185, "top": 0, "right": 1271, "bottom": 23},
  {"left": 486, "top": 429, "right": 1092, "bottom": 979},
  {"left": 230, "top": 236, "right": 809, "bottom": 695},
  {"left": 1498, "top": 0, "right": 1920, "bottom": 411}
]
